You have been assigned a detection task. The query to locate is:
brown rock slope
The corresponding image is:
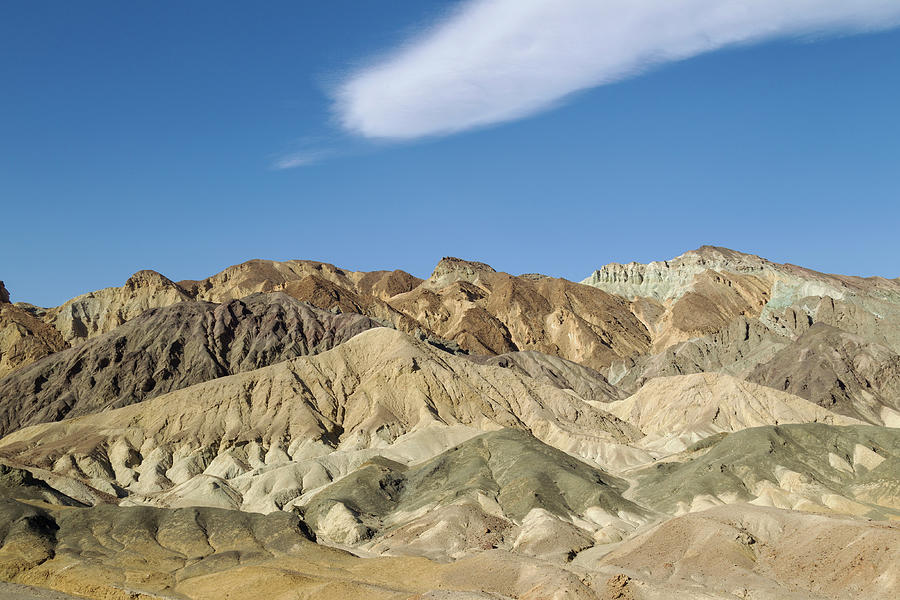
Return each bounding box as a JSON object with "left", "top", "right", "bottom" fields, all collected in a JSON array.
[
  {"left": 466, "top": 350, "right": 625, "bottom": 402},
  {"left": 650, "top": 269, "right": 772, "bottom": 350},
  {"left": 3, "top": 262, "right": 421, "bottom": 374},
  {"left": 5, "top": 255, "right": 653, "bottom": 378},
  {"left": 747, "top": 323, "right": 900, "bottom": 426},
  {"left": 388, "top": 257, "right": 651, "bottom": 369},
  {"left": 178, "top": 257, "right": 654, "bottom": 370},
  {"left": 8, "top": 247, "right": 899, "bottom": 389},
  {"left": 0, "top": 286, "right": 68, "bottom": 378},
  {"left": 178, "top": 259, "right": 421, "bottom": 303},
  {"left": 0, "top": 293, "right": 379, "bottom": 437},
  {"left": 607, "top": 316, "right": 789, "bottom": 393},
  {"left": 584, "top": 248, "right": 776, "bottom": 351},
  {"left": 586, "top": 247, "right": 900, "bottom": 425},
  {"left": 181, "top": 259, "right": 426, "bottom": 335}
]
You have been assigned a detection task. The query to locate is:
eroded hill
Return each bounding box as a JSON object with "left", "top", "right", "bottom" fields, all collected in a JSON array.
[{"left": 0, "top": 247, "right": 898, "bottom": 600}]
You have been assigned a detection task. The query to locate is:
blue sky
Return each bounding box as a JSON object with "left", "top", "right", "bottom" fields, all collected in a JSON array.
[{"left": 2, "top": 1, "right": 899, "bottom": 307}]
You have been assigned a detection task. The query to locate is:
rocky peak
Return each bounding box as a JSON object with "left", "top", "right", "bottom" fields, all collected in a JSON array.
[
  {"left": 0, "top": 281, "right": 8, "bottom": 303},
  {"left": 426, "top": 257, "right": 496, "bottom": 289},
  {"left": 685, "top": 245, "right": 753, "bottom": 260},
  {"left": 678, "top": 246, "right": 773, "bottom": 271},
  {"left": 124, "top": 269, "right": 182, "bottom": 292},
  {"left": 582, "top": 247, "right": 777, "bottom": 301},
  {"left": 46, "top": 269, "right": 194, "bottom": 344},
  {"left": 432, "top": 257, "right": 495, "bottom": 276}
]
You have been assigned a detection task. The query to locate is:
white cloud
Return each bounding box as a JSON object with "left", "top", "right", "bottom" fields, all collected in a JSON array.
[
  {"left": 272, "top": 149, "right": 333, "bottom": 170},
  {"left": 335, "top": 0, "right": 900, "bottom": 140}
]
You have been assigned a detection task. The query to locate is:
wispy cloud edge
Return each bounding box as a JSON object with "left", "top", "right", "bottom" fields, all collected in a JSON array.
[{"left": 272, "top": 149, "right": 334, "bottom": 170}]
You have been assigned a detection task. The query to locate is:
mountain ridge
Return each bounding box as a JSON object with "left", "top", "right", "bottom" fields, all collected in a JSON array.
[{"left": 1, "top": 246, "right": 899, "bottom": 600}]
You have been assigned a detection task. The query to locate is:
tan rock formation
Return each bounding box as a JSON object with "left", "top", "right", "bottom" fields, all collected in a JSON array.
[
  {"left": 45, "top": 270, "right": 193, "bottom": 343},
  {"left": 606, "top": 373, "right": 860, "bottom": 453},
  {"left": 0, "top": 328, "right": 640, "bottom": 499},
  {"left": 0, "top": 285, "right": 68, "bottom": 378},
  {"left": 597, "top": 504, "right": 900, "bottom": 599}
]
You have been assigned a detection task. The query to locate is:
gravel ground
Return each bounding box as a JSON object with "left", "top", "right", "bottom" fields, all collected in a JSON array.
[{"left": 0, "top": 583, "right": 84, "bottom": 600}]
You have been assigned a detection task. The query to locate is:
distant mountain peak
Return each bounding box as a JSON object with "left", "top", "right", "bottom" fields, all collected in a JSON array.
[
  {"left": 426, "top": 257, "right": 496, "bottom": 288},
  {"left": 432, "top": 257, "right": 496, "bottom": 275},
  {"left": 124, "top": 269, "right": 182, "bottom": 291}
]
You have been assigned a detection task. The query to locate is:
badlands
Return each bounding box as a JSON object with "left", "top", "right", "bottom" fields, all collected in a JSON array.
[{"left": 0, "top": 246, "right": 898, "bottom": 599}]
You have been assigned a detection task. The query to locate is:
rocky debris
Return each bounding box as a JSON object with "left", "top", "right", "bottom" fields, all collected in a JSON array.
[
  {"left": 411, "top": 328, "right": 468, "bottom": 355},
  {"left": 0, "top": 292, "right": 379, "bottom": 436},
  {"left": 0, "top": 582, "right": 85, "bottom": 600},
  {"left": 602, "top": 574, "right": 636, "bottom": 600}
]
